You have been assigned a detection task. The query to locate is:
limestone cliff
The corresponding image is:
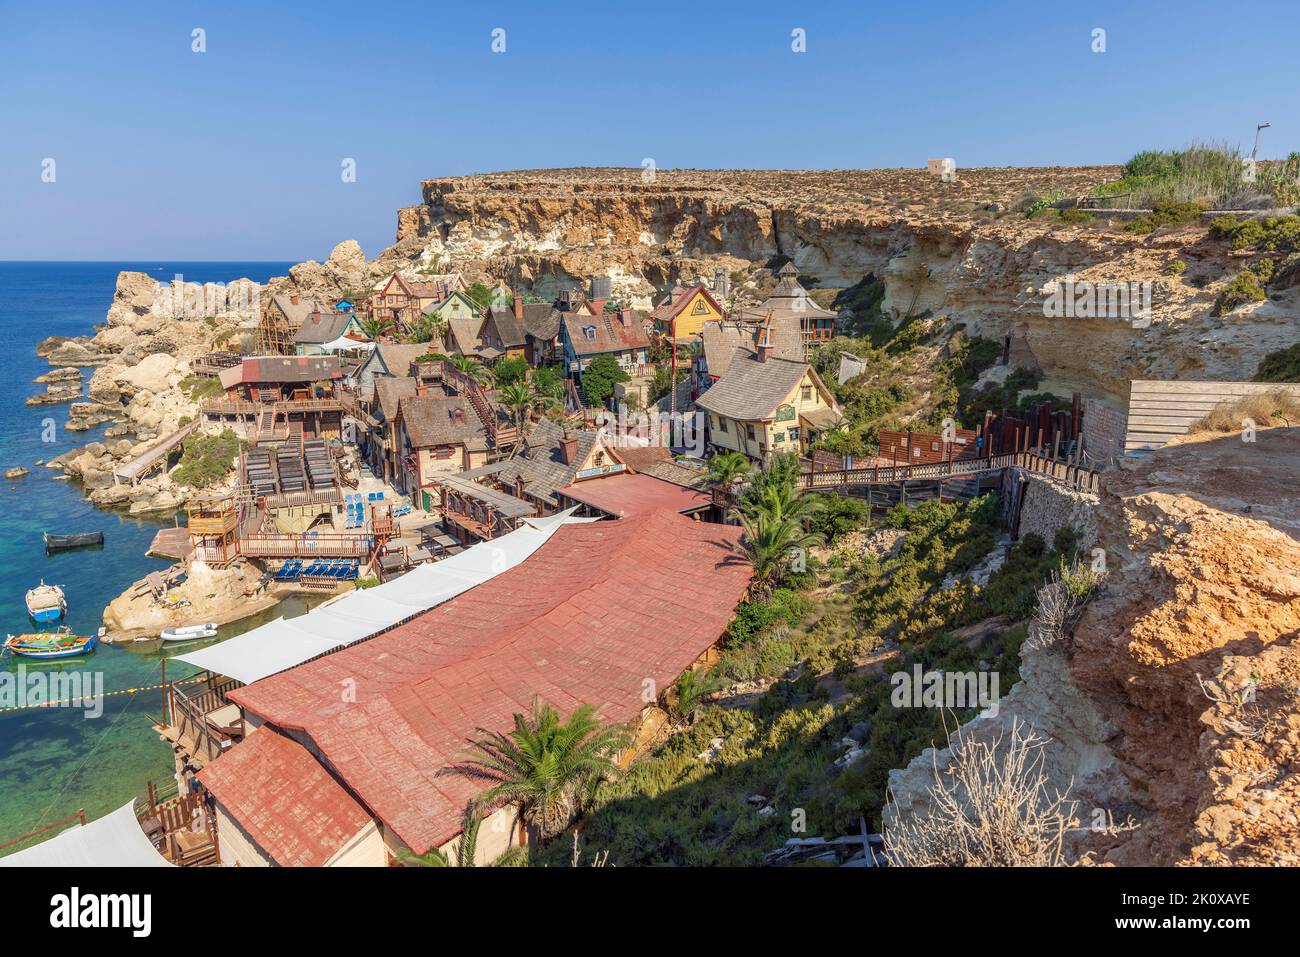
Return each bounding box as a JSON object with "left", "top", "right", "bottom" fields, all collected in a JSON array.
[
  {"left": 887, "top": 429, "right": 1300, "bottom": 866},
  {"left": 386, "top": 167, "right": 1300, "bottom": 404}
]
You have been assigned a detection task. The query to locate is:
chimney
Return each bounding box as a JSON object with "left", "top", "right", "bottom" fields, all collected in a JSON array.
[
  {"left": 290, "top": 294, "right": 300, "bottom": 306},
  {"left": 618, "top": 310, "right": 631, "bottom": 328},
  {"left": 513, "top": 289, "right": 524, "bottom": 322},
  {"left": 757, "top": 315, "right": 773, "bottom": 362},
  {"left": 559, "top": 434, "right": 578, "bottom": 465}
]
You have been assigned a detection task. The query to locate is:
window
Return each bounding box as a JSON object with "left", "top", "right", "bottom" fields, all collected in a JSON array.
[
  {"left": 788, "top": 427, "right": 800, "bottom": 442},
  {"left": 746, "top": 424, "right": 756, "bottom": 441},
  {"left": 584, "top": 326, "right": 597, "bottom": 341},
  {"left": 718, "top": 417, "right": 728, "bottom": 433},
  {"left": 801, "top": 386, "right": 812, "bottom": 402}
]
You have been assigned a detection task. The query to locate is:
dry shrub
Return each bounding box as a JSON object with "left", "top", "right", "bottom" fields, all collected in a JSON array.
[
  {"left": 1028, "top": 562, "right": 1105, "bottom": 655},
  {"left": 1191, "top": 389, "right": 1300, "bottom": 433},
  {"left": 884, "top": 719, "right": 1081, "bottom": 867}
]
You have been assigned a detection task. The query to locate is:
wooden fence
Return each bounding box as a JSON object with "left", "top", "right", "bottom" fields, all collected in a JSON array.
[{"left": 1124, "top": 379, "right": 1300, "bottom": 456}]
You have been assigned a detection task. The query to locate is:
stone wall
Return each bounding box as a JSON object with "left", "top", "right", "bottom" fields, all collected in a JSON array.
[
  {"left": 1082, "top": 398, "right": 1127, "bottom": 468},
  {"left": 1016, "top": 471, "right": 1099, "bottom": 550}
]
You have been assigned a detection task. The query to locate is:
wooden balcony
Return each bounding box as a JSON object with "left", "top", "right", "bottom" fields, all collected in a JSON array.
[{"left": 156, "top": 675, "right": 246, "bottom": 770}]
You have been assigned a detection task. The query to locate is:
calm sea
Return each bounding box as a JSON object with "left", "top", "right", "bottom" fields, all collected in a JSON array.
[{"left": 0, "top": 261, "right": 298, "bottom": 852}]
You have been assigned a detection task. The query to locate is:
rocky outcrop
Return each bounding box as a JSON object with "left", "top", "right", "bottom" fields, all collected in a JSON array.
[
  {"left": 886, "top": 427, "right": 1300, "bottom": 865},
  {"left": 388, "top": 167, "right": 1300, "bottom": 402}
]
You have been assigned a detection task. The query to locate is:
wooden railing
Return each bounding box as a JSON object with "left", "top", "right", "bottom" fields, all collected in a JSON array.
[
  {"left": 798, "top": 451, "right": 1100, "bottom": 493},
  {"left": 0, "top": 809, "right": 86, "bottom": 855},
  {"left": 165, "top": 675, "right": 245, "bottom": 767},
  {"left": 238, "top": 532, "right": 375, "bottom": 557},
  {"left": 203, "top": 397, "right": 344, "bottom": 416}
]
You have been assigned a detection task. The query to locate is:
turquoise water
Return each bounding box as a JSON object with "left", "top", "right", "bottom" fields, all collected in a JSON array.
[{"left": 0, "top": 262, "right": 292, "bottom": 851}]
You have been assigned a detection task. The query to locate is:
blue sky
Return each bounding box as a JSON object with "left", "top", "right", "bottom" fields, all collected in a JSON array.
[{"left": 3, "top": 0, "right": 1298, "bottom": 261}]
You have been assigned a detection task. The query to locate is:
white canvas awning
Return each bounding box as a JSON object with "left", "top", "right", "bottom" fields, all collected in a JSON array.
[
  {"left": 319, "top": 335, "right": 374, "bottom": 352},
  {"left": 0, "top": 802, "right": 172, "bottom": 868},
  {"left": 173, "top": 508, "right": 595, "bottom": 685}
]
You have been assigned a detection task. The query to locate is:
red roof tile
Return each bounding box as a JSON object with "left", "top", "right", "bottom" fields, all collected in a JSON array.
[
  {"left": 558, "top": 473, "right": 711, "bottom": 518},
  {"left": 197, "top": 728, "right": 373, "bottom": 867},
  {"left": 228, "top": 510, "right": 751, "bottom": 854}
]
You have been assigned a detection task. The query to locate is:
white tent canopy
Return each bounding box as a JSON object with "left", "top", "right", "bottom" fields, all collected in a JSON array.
[
  {"left": 173, "top": 509, "right": 594, "bottom": 685},
  {"left": 0, "top": 802, "right": 172, "bottom": 868},
  {"left": 318, "top": 335, "right": 374, "bottom": 352}
]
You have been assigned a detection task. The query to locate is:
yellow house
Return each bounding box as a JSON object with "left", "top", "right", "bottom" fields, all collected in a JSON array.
[
  {"left": 651, "top": 284, "right": 725, "bottom": 341},
  {"left": 694, "top": 343, "right": 842, "bottom": 463}
]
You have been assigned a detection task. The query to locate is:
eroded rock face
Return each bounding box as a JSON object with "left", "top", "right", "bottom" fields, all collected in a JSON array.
[
  {"left": 885, "top": 429, "right": 1300, "bottom": 866},
  {"left": 389, "top": 167, "right": 1300, "bottom": 402}
]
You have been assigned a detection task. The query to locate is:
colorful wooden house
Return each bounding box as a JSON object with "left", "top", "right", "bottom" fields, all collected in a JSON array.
[{"left": 651, "top": 284, "right": 725, "bottom": 341}]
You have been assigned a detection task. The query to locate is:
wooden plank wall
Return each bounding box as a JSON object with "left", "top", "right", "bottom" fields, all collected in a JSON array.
[{"left": 1124, "top": 379, "right": 1300, "bottom": 456}]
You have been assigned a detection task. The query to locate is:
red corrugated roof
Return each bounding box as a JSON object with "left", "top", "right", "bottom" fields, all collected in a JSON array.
[
  {"left": 558, "top": 472, "right": 711, "bottom": 518},
  {"left": 228, "top": 510, "right": 751, "bottom": 855},
  {"left": 197, "top": 728, "right": 372, "bottom": 867}
]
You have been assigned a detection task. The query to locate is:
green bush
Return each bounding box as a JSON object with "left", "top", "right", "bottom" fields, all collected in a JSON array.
[
  {"left": 808, "top": 494, "right": 870, "bottom": 543},
  {"left": 580, "top": 355, "right": 630, "bottom": 407},
  {"left": 171, "top": 429, "right": 242, "bottom": 488},
  {"left": 1254, "top": 343, "right": 1300, "bottom": 382},
  {"left": 726, "top": 588, "right": 810, "bottom": 647},
  {"left": 1125, "top": 201, "right": 1205, "bottom": 234},
  {"left": 179, "top": 374, "right": 223, "bottom": 401},
  {"left": 1213, "top": 270, "right": 1269, "bottom": 316}
]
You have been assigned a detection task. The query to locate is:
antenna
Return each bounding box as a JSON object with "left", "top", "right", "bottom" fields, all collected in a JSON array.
[{"left": 1252, "top": 122, "right": 1271, "bottom": 162}]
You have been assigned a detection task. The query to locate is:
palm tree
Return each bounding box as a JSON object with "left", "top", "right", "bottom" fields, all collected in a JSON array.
[
  {"left": 735, "top": 507, "right": 824, "bottom": 601},
  {"left": 731, "top": 454, "right": 824, "bottom": 599},
  {"left": 706, "top": 451, "right": 752, "bottom": 497},
  {"left": 667, "top": 668, "right": 724, "bottom": 725},
  {"left": 450, "top": 354, "right": 493, "bottom": 387},
  {"left": 456, "top": 698, "right": 631, "bottom": 845},
  {"left": 405, "top": 311, "right": 447, "bottom": 348},
  {"left": 399, "top": 802, "right": 526, "bottom": 867},
  {"left": 358, "top": 315, "right": 394, "bottom": 342},
  {"left": 499, "top": 380, "right": 534, "bottom": 442}
]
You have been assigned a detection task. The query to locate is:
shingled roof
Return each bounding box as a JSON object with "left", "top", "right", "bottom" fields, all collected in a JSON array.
[
  {"left": 398, "top": 393, "right": 490, "bottom": 451},
  {"left": 271, "top": 295, "right": 322, "bottom": 328},
  {"left": 563, "top": 311, "right": 650, "bottom": 357},
  {"left": 487, "top": 306, "right": 527, "bottom": 348},
  {"left": 613, "top": 445, "right": 711, "bottom": 489},
  {"left": 520, "top": 302, "right": 562, "bottom": 341},
  {"left": 197, "top": 727, "right": 372, "bottom": 867},
  {"left": 294, "top": 309, "right": 355, "bottom": 345},
  {"left": 226, "top": 510, "right": 752, "bottom": 856},
  {"left": 493, "top": 418, "right": 599, "bottom": 506},
  {"left": 373, "top": 375, "right": 417, "bottom": 421},
  {"left": 700, "top": 318, "right": 803, "bottom": 378},
  {"left": 693, "top": 349, "right": 811, "bottom": 421}
]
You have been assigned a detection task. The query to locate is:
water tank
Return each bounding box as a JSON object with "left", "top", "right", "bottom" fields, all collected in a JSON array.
[{"left": 589, "top": 276, "right": 613, "bottom": 300}]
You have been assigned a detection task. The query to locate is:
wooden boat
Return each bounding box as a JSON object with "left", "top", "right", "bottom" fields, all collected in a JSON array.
[
  {"left": 25, "top": 582, "right": 66, "bottom": 622},
  {"left": 160, "top": 623, "right": 219, "bottom": 643},
  {"left": 4, "top": 628, "right": 96, "bottom": 659},
  {"left": 44, "top": 531, "right": 105, "bottom": 553}
]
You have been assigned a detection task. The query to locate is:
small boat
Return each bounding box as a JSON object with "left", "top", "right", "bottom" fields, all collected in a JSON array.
[
  {"left": 160, "top": 623, "right": 219, "bottom": 643},
  {"left": 44, "top": 531, "right": 105, "bottom": 553},
  {"left": 4, "top": 628, "right": 96, "bottom": 659},
  {"left": 25, "top": 582, "right": 67, "bottom": 622}
]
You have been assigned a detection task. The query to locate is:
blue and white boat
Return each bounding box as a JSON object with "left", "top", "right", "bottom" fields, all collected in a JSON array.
[{"left": 25, "top": 582, "right": 66, "bottom": 622}]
